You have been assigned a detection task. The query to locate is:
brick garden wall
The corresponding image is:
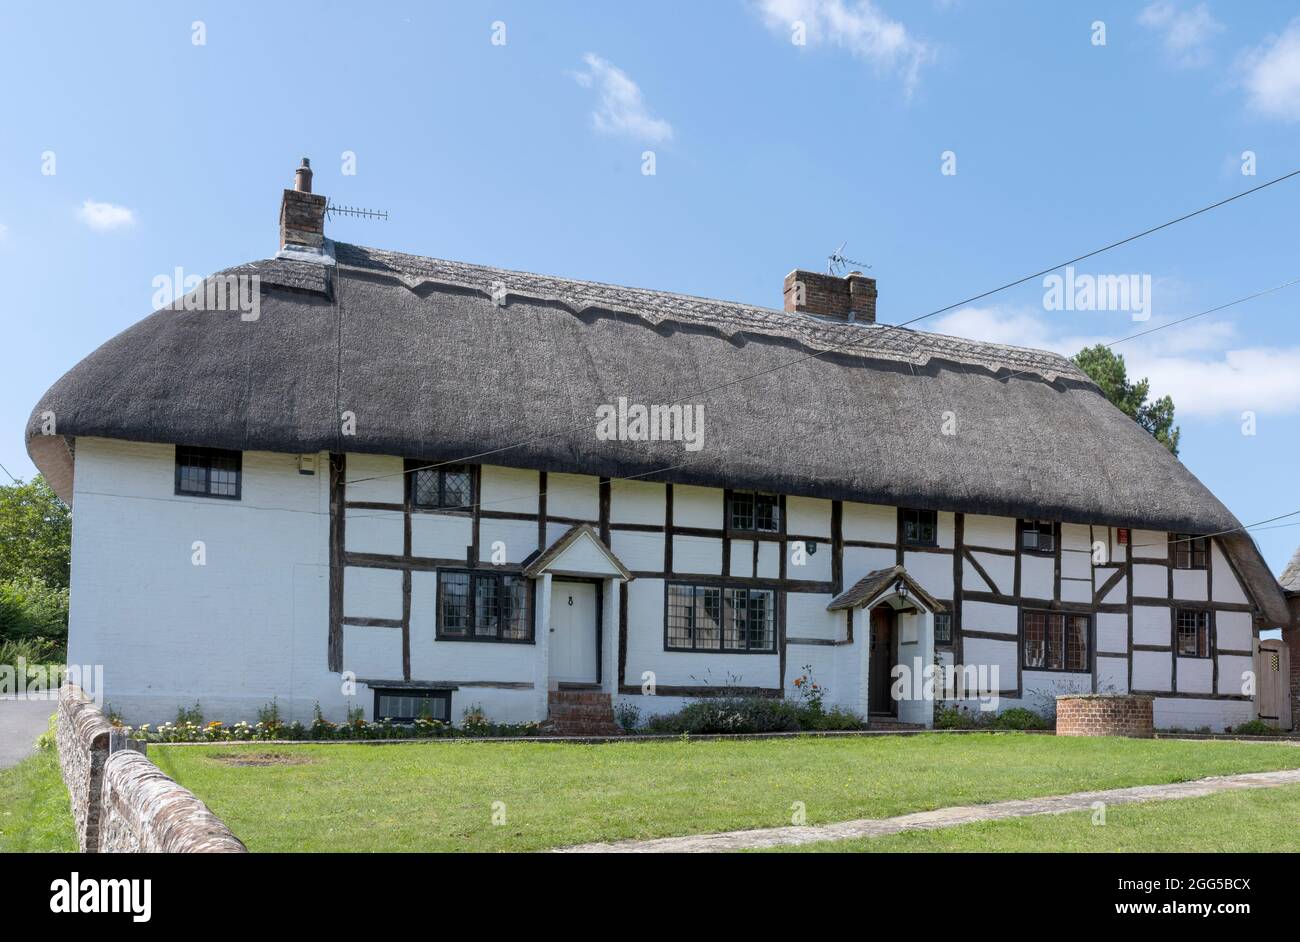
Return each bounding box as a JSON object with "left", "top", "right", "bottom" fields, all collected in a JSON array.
[
  {"left": 56, "top": 685, "right": 246, "bottom": 853},
  {"left": 1056, "top": 694, "right": 1154, "bottom": 738}
]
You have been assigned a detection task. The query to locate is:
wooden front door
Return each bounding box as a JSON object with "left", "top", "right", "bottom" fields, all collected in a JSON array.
[
  {"left": 1256, "top": 639, "right": 1291, "bottom": 730},
  {"left": 549, "top": 581, "right": 599, "bottom": 685},
  {"left": 869, "top": 606, "right": 896, "bottom": 715}
]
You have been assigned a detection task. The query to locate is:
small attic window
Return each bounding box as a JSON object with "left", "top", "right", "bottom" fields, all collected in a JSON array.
[
  {"left": 175, "top": 446, "right": 242, "bottom": 500},
  {"left": 1019, "top": 520, "right": 1055, "bottom": 555}
]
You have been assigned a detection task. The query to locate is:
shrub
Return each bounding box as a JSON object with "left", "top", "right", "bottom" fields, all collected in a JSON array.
[
  {"left": 933, "top": 704, "right": 987, "bottom": 729},
  {"left": 613, "top": 701, "right": 641, "bottom": 732},
  {"left": 645, "top": 697, "right": 804, "bottom": 735},
  {"left": 1228, "top": 720, "right": 1283, "bottom": 737},
  {"left": 0, "top": 577, "right": 69, "bottom": 662},
  {"left": 175, "top": 701, "right": 204, "bottom": 726},
  {"left": 989, "top": 707, "right": 1051, "bottom": 731}
]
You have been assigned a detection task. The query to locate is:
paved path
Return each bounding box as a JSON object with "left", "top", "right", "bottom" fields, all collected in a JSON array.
[
  {"left": 0, "top": 698, "right": 56, "bottom": 769},
  {"left": 557, "top": 767, "right": 1300, "bottom": 853}
]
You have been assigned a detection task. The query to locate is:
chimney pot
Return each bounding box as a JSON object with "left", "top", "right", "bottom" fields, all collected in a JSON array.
[
  {"left": 783, "top": 269, "right": 877, "bottom": 324},
  {"left": 280, "top": 157, "right": 327, "bottom": 252}
]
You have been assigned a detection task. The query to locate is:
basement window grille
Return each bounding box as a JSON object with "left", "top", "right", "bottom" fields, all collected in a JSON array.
[{"left": 372, "top": 688, "right": 451, "bottom": 723}]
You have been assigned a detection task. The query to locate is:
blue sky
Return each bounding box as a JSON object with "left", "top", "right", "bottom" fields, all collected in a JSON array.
[{"left": 2, "top": 1, "right": 1300, "bottom": 571}]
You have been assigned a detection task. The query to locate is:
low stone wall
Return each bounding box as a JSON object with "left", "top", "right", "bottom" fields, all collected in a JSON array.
[
  {"left": 56, "top": 685, "right": 246, "bottom": 853},
  {"left": 1057, "top": 694, "right": 1154, "bottom": 738},
  {"left": 56, "top": 683, "right": 113, "bottom": 851}
]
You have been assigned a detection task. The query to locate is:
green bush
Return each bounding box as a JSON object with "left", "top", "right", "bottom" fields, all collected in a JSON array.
[
  {"left": 989, "top": 707, "right": 1052, "bottom": 731},
  {"left": 645, "top": 697, "right": 805, "bottom": 735},
  {"left": 933, "top": 704, "right": 986, "bottom": 729},
  {"left": 1228, "top": 720, "right": 1283, "bottom": 737},
  {"left": 0, "top": 577, "right": 69, "bottom": 661}
]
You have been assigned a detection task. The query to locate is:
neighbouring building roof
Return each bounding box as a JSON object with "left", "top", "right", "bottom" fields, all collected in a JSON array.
[
  {"left": 1280, "top": 546, "right": 1300, "bottom": 596},
  {"left": 25, "top": 239, "right": 1290, "bottom": 624}
]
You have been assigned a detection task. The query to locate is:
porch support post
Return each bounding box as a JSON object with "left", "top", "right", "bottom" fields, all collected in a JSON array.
[
  {"left": 535, "top": 573, "right": 554, "bottom": 718},
  {"left": 602, "top": 578, "right": 621, "bottom": 693}
]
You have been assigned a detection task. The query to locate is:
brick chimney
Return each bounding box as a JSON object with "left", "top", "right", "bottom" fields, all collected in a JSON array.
[
  {"left": 783, "top": 269, "right": 877, "bottom": 324},
  {"left": 279, "top": 157, "right": 327, "bottom": 251}
]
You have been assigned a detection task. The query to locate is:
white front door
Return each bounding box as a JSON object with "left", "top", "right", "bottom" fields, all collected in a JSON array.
[{"left": 549, "top": 580, "right": 598, "bottom": 684}]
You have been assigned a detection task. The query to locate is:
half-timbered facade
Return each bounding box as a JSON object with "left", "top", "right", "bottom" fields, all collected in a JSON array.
[{"left": 29, "top": 162, "right": 1290, "bottom": 731}]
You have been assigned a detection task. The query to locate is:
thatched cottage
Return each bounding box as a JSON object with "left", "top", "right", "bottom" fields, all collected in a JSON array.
[{"left": 27, "top": 161, "right": 1292, "bottom": 732}]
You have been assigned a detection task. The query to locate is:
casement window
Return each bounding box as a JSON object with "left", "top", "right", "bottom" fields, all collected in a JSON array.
[
  {"left": 437, "top": 570, "right": 532, "bottom": 642},
  {"left": 934, "top": 612, "right": 953, "bottom": 645},
  {"left": 666, "top": 583, "right": 776, "bottom": 653},
  {"left": 901, "top": 508, "right": 938, "bottom": 546},
  {"left": 1175, "top": 609, "right": 1212, "bottom": 658},
  {"left": 1019, "top": 519, "right": 1055, "bottom": 554},
  {"left": 175, "top": 446, "right": 242, "bottom": 500},
  {"left": 409, "top": 461, "right": 473, "bottom": 511},
  {"left": 730, "top": 492, "right": 779, "bottom": 532},
  {"left": 1172, "top": 534, "right": 1208, "bottom": 570},
  {"left": 373, "top": 688, "right": 451, "bottom": 723},
  {"left": 1022, "top": 611, "right": 1089, "bottom": 672}
]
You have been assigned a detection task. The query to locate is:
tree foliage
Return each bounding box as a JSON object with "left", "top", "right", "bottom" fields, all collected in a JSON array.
[
  {"left": 1073, "top": 345, "right": 1180, "bottom": 456},
  {"left": 0, "top": 475, "right": 71, "bottom": 589}
]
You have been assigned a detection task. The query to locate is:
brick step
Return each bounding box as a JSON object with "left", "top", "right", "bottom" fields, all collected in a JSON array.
[
  {"left": 868, "top": 716, "right": 925, "bottom": 731},
  {"left": 544, "top": 690, "right": 621, "bottom": 736}
]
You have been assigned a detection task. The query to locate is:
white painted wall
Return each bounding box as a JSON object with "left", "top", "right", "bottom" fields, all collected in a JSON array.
[{"left": 69, "top": 439, "right": 1261, "bottom": 731}]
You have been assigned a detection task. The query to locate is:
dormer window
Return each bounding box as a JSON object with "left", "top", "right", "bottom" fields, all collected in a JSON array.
[
  {"left": 1173, "top": 535, "right": 1208, "bottom": 570},
  {"left": 1019, "top": 520, "right": 1055, "bottom": 554},
  {"left": 408, "top": 460, "right": 473, "bottom": 511},
  {"left": 901, "top": 508, "right": 937, "bottom": 546},
  {"left": 730, "top": 492, "right": 779, "bottom": 532},
  {"left": 175, "top": 446, "right": 242, "bottom": 500}
]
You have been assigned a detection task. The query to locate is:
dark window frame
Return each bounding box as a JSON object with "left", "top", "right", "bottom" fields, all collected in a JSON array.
[
  {"left": 372, "top": 687, "right": 452, "bottom": 723},
  {"left": 406, "top": 459, "right": 474, "bottom": 513},
  {"left": 728, "top": 491, "right": 780, "bottom": 533},
  {"left": 1018, "top": 519, "right": 1055, "bottom": 555},
  {"left": 664, "top": 581, "right": 778, "bottom": 654},
  {"left": 1175, "top": 608, "right": 1212, "bottom": 658},
  {"left": 435, "top": 569, "right": 535, "bottom": 644},
  {"left": 1021, "top": 610, "right": 1091, "bottom": 674},
  {"left": 901, "top": 508, "right": 938, "bottom": 547},
  {"left": 174, "top": 446, "right": 242, "bottom": 500},
  {"left": 1172, "top": 534, "right": 1208, "bottom": 571},
  {"left": 933, "top": 611, "right": 953, "bottom": 646}
]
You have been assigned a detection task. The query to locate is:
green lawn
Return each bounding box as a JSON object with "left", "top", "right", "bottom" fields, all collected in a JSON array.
[
  {"left": 137, "top": 734, "right": 1300, "bottom": 852},
  {"left": 763, "top": 783, "right": 1300, "bottom": 852},
  {"left": 0, "top": 750, "right": 77, "bottom": 852}
]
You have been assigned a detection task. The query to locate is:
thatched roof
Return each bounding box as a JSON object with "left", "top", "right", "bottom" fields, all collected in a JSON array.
[
  {"left": 1280, "top": 547, "right": 1300, "bottom": 596},
  {"left": 25, "top": 240, "right": 1289, "bottom": 624}
]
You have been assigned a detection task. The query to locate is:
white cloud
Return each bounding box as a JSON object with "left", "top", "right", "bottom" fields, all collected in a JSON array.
[
  {"left": 930, "top": 302, "right": 1300, "bottom": 418},
  {"left": 754, "top": 0, "right": 934, "bottom": 98},
  {"left": 1239, "top": 17, "right": 1300, "bottom": 121},
  {"left": 77, "top": 199, "right": 135, "bottom": 231},
  {"left": 1138, "top": 2, "right": 1224, "bottom": 68},
  {"left": 571, "top": 53, "right": 673, "bottom": 143}
]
